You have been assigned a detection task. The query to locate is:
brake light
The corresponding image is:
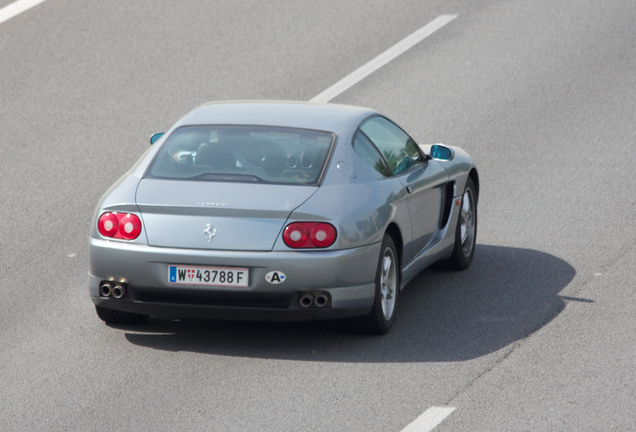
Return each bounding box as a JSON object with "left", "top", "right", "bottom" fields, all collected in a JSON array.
[
  {"left": 97, "top": 213, "right": 119, "bottom": 237},
  {"left": 98, "top": 213, "right": 142, "bottom": 240},
  {"left": 118, "top": 214, "right": 142, "bottom": 239},
  {"left": 283, "top": 222, "right": 337, "bottom": 248}
]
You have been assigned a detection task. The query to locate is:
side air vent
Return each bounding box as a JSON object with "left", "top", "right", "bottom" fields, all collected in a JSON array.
[{"left": 439, "top": 182, "right": 455, "bottom": 229}]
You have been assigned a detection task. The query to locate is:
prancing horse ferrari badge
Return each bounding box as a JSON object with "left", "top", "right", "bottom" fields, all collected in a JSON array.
[{"left": 203, "top": 223, "right": 216, "bottom": 242}]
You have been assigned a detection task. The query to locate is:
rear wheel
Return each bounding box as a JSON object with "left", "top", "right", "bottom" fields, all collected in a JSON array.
[
  {"left": 95, "top": 306, "right": 149, "bottom": 324},
  {"left": 344, "top": 235, "right": 399, "bottom": 335}
]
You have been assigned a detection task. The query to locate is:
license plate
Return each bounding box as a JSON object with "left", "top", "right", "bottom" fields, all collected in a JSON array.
[{"left": 168, "top": 265, "right": 249, "bottom": 287}]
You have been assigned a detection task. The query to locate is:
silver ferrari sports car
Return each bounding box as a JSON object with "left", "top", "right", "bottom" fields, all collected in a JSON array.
[{"left": 89, "top": 101, "right": 478, "bottom": 334}]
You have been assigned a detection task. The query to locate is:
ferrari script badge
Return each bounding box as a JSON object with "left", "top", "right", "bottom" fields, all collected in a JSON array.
[{"left": 203, "top": 224, "right": 216, "bottom": 242}]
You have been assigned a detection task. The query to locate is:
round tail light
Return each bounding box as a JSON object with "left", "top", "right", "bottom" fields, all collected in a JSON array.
[
  {"left": 309, "top": 223, "right": 337, "bottom": 248},
  {"left": 118, "top": 214, "right": 142, "bottom": 240},
  {"left": 283, "top": 223, "right": 310, "bottom": 248},
  {"left": 98, "top": 213, "right": 119, "bottom": 237}
]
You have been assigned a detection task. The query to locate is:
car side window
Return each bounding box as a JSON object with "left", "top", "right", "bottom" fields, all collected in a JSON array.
[
  {"left": 359, "top": 116, "right": 423, "bottom": 175},
  {"left": 353, "top": 131, "right": 392, "bottom": 177}
]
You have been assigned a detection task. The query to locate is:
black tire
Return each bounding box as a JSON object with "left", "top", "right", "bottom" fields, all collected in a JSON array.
[
  {"left": 343, "top": 235, "right": 399, "bottom": 335},
  {"left": 438, "top": 178, "right": 477, "bottom": 270},
  {"left": 95, "top": 305, "right": 149, "bottom": 324}
]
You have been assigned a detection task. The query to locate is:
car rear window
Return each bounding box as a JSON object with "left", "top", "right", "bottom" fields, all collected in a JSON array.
[{"left": 145, "top": 125, "right": 336, "bottom": 185}]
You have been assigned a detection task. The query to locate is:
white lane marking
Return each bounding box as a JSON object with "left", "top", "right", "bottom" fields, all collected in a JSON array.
[
  {"left": 0, "top": 0, "right": 47, "bottom": 25},
  {"left": 400, "top": 406, "right": 456, "bottom": 432},
  {"left": 310, "top": 14, "right": 458, "bottom": 103}
]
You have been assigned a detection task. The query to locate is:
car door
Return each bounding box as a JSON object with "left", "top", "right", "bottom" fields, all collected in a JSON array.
[{"left": 359, "top": 116, "right": 448, "bottom": 263}]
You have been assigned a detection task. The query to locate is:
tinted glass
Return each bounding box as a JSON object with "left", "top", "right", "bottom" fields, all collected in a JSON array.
[
  {"left": 146, "top": 126, "right": 335, "bottom": 185},
  {"left": 353, "top": 131, "right": 391, "bottom": 177},
  {"left": 359, "top": 116, "right": 423, "bottom": 175}
]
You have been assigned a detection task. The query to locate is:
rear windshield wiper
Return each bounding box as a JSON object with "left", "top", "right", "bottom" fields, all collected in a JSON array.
[{"left": 191, "top": 173, "right": 270, "bottom": 183}]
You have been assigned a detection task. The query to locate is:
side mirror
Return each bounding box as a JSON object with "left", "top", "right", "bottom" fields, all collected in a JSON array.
[
  {"left": 150, "top": 132, "right": 164, "bottom": 145},
  {"left": 430, "top": 144, "right": 454, "bottom": 161}
]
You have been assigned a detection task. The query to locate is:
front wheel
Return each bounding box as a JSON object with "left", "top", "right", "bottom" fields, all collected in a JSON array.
[
  {"left": 343, "top": 235, "right": 399, "bottom": 335},
  {"left": 440, "top": 178, "right": 477, "bottom": 270}
]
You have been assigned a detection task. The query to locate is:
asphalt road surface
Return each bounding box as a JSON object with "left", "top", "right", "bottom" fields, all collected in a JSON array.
[{"left": 1, "top": 0, "right": 635, "bottom": 430}]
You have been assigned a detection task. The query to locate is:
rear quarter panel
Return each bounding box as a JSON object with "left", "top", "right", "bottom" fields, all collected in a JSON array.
[
  {"left": 280, "top": 131, "right": 412, "bottom": 254},
  {"left": 284, "top": 179, "right": 409, "bottom": 251}
]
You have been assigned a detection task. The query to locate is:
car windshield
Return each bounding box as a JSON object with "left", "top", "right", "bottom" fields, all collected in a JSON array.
[{"left": 145, "top": 125, "right": 336, "bottom": 185}]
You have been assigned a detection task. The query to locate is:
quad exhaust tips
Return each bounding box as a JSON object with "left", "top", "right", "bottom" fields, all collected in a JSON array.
[
  {"left": 100, "top": 281, "right": 127, "bottom": 299},
  {"left": 298, "top": 291, "right": 331, "bottom": 308}
]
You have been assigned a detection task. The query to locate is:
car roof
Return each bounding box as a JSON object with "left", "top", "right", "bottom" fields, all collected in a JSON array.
[{"left": 175, "top": 101, "right": 378, "bottom": 133}]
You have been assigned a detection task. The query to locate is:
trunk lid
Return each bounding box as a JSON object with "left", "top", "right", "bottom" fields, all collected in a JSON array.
[{"left": 136, "top": 179, "right": 317, "bottom": 251}]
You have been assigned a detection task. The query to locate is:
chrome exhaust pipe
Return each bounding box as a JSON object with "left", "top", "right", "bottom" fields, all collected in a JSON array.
[
  {"left": 299, "top": 292, "right": 315, "bottom": 308},
  {"left": 112, "top": 284, "right": 127, "bottom": 299},
  {"left": 100, "top": 283, "right": 113, "bottom": 298},
  {"left": 314, "top": 293, "right": 329, "bottom": 308}
]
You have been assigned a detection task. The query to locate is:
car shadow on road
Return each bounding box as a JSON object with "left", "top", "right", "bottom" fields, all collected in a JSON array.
[{"left": 121, "top": 245, "right": 576, "bottom": 363}]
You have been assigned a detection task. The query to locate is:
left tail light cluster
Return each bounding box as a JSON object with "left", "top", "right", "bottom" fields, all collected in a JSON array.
[
  {"left": 283, "top": 222, "right": 337, "bottom": 248},
  {"left": 97, "top": 212, "right": 142, "bottom": 240}
]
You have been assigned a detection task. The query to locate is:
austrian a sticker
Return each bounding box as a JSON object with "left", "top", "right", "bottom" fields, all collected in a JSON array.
[{"left": 265, "top": 271, "right": 286, "bottom": 284}]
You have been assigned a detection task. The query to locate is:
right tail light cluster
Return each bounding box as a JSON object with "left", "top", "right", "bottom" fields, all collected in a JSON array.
[{"left": 283, "top": 222, "right": 337, "bottom": 248}]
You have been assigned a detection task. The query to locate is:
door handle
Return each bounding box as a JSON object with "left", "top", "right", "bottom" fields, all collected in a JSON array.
[{"left": 406, "top": 186, "right": 413, "bottom": 194}]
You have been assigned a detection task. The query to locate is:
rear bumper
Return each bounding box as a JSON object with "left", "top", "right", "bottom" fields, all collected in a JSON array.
[
  {"left": 91, "top": 295, "right": 372, "bottom": 322},
  {"left": 88, "top": 238, "right": 379, "bottom": 321}
]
